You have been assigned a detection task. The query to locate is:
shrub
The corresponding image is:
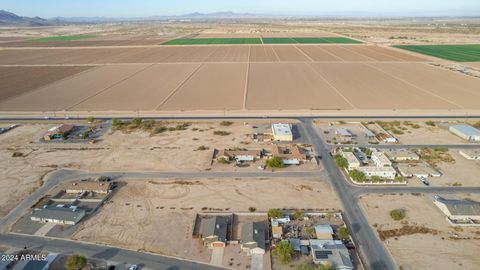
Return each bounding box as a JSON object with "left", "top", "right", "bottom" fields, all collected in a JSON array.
[
  {"left": 218, "top": 157, "right": 228, "bottom": 164},
  {"left": 371, "top": 176, "right": 381, "bottom": 183},
  {"left": 220, "top": 121, "right": 233, "bottom": 126},
  {"left": 154, "top": 126, "right": 167, "bottom": 134},
  {"left": 268, "top": 208, "right": 283, "bottom": 219},
  {"left": 273, "top": 241, "right": 293, "bottom": 265},
  {"left": 474, "top": 121, "right": 480, "bottom": 129},
  {"left": 390, "top": 208, "right": 406, "bottom": 221},
  {"left": 291, "top": 209, "right": 304, "bottom": 220},
  {"left": 213, "top": 130, "right": 231, "bottom": 136},
  {"left": 333, "top": 154, "right": 348, "bottom": 169},
  {"left": 425, "top": 121, "right": 436, "bottom": 127},
  {"left": 248, "top": 206, "right": 256, "bottom": 212},
  {"left": 349, "top": 169, "right": 366, "bottom": 182},
  {"left": 266, "top": 157, "right": 284, "bottom": 168},
  {"left": 337, "top": 227, "right": 349, "bottom": 240},
  {"left": 98, "top": 176, "right": 107, "bottom": 182},
  {"left": 132, "top": 117, "right": 143, "bottom": 127},
  {"left": 196, "top": 145, "right": 209, "bottom": 151},
  {"left": 65, "top": 254, "right": 87, "bottom": 270},
  {"left": 111, "top": 118, "right": 122, "bottom": 128},
  {"left": 86, "top": 116, "right": 95, "bottom": 123}
]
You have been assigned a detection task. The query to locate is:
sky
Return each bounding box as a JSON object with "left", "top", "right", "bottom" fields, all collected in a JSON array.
[{"left": 2, "top": 0, "right": 480, "bottom": 18}]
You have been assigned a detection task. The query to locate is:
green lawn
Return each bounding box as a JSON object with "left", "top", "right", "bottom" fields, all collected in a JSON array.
[
  {"left": 394, "top": 44, "right": 480, "bottom": 62},
  {"left": 162, "top": 38, "right": 262, "bottom": 45},
  {"left": 31, "top": 35, "right": 97, "bottom": 42}
]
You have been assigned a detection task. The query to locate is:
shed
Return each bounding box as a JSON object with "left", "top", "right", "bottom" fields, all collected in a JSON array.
[{"left": 449, "top": 125, "right": 480, "bottom": 142}]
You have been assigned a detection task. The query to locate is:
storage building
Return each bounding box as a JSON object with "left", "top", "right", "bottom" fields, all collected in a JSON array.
[
  {"left": 449, "top": 125, "right": 480, "bottom": 142},
  {"left": 30, "top": 207, "right": 85, "bottom": 225},
  {"left": 272, "top": 124, "right": 293, "bottom": 142}
]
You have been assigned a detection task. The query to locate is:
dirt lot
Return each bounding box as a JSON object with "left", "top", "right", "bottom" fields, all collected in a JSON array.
[
  {"left": 434, "top": 150, "right": 480, "bottom": 187},
  {"left": 360, "top": 193, "right": 480, "bottom": 270},
  {"left": 71, "top": 178, "right": 339, "bottom": 265},
  {"left": 0, "top": 120, "right": 312, "bottom": 219}
]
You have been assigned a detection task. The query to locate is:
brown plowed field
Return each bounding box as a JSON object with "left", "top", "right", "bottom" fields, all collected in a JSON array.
[
  {"left": 272, "top": 46, "right": 311, "bottom": 62},
  {"left": 0, "top": 64, "right": 149, "bottom": 111},
  {"left": 297, "top": 46, "right": 344, "bottom": 61},
  {"left": 0, "top": 45, "right": 428, "bottom": 65},
  {"left": 370, "top": 63, "right": 480, "bottom": 109},
  {"left": 0, "top": 39, "right": 167, "bottom": 47},
  {"left": 249, "top": 46, "right": 279, "bottom": 62},
  {"left": 0, "top": 66, "right": 93, "bottom": 102},
  {"left": 72, "top": 64, "right": 200, "bottom": 111},
  {"left": 311, "top": 63, "right": 459, "bottom": 110},
  {"left": 320, "top": 46, "right": 376, "bottom": 61},
  {"left": 345, "top": 46, "right": 403, "bottom": 61},
  {"left": 161, "top": 63, "right": 247, "bottom": 110},
  {"left": 246, "top": 63, "right": 352, "bottom": 110}
]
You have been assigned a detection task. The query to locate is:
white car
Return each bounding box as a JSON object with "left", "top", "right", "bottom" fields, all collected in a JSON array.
[{"left": 128, "top": 265, "right": 138, "bottom": 270}]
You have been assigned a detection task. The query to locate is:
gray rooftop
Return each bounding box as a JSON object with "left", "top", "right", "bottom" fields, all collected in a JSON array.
[
  {"left": 312, "top": 242, "right": 354, "bottom": 269},
  {"left": 450, "top": 125, "right": 480, "bottom": 136},
  {"left": 201, "top": 216, "right": 229, "bottom": 241},
  {"left": 241, "top": 221, "right": 266, "bottom": 250},
  {"left": 31, "top": 207, "right": 85, "bottom": 222},
  {"left": 437, "top": 197, "right": 480, "bottom": 216}
]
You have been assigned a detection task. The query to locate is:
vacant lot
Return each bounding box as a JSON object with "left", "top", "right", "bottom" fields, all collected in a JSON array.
[
  {"left": 0, "top": 120, "right": 307, "bottom": 220},
  {"left": 0, "top": 66, "right": 93, "bottom": 102},
  {"left": 72, "top": 179, "right": 339, "bottom": 263},
  {"left": 394, "top": 44, "right": 480, "bottom": 62},
  {"left": 360, "top": 194, "right": 480, "bottom": 270}
]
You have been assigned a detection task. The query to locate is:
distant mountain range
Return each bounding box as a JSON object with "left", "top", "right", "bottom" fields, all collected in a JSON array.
[
  {"left": 0, "top": 10, "right": 51, "bottom": 26},
  {"left": 1, "top": 9, "right": 479, "bottom": 26}
]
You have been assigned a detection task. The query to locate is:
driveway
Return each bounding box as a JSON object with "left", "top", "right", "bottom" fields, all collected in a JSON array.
[
  {"left": 210, "top": 247, "right": 224, "bottom": 266},
  {"left": 251, "top": 254, "right": 264, "bottom": 270}
]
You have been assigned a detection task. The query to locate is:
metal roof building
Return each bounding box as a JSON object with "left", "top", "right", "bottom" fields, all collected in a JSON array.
[
  {"left": 434, "top": 195, "right": 480, "bottom": 225},
  {"left": 30, "top": 207, "right": 85, "bottom": 225},
  {"left": 449, "top": 125, "right": 480, "bottom": 142}
]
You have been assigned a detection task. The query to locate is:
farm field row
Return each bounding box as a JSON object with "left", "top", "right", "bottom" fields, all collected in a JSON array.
[
  {"left": 162, "top": 37, "right": 361, "bottom": 45},
  {"left": 395, "top": 44, "right": 480, "bottom": 62},
  {"left": 0, "top": 45, "right": 427, "bottom": 65},
  {"left": 1, "top": 62, "right": 480, "bottom": 112}
]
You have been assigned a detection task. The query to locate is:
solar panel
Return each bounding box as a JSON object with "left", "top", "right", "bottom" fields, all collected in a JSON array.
[{"left": 314, "top": 250, "right": 333, "bottom": 259}]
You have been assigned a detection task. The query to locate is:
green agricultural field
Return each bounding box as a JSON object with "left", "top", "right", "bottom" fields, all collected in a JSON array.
[
  {"left": 31, "top": 35, "right": 97, "bottom": 42},
  {"left": 262, "top": 37, "right": 297, "bottom": 44},
  {"left": 262, "top": 37, "right": 362, "bottom": 44},
  {"left": 394, "top": 44, "right": 480, "bottom": 62},
  {"left": 162, "top": 38, "right": 262, "bottom": 45}
]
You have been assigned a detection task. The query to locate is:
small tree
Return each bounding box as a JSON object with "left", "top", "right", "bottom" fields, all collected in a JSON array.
[
  {"left": 371, "top": 176, "right": 381, "bottom": 183},
  {"left": 333, "top": 154, "right": 348, "bottom": 169},
  {"left": 390, "top": 208, "right": 406, "bottom": 221},
  {"left": 273, "top": 241, "right": 293, "bottom": 265},
  {"left": 86, "top": 116, "right": 95, "bottom": 123},
  {"left": 65, "top": 254, "right": 87, "bottom": 270},
  {"left": 268, "top": 208, "right": 283, "bottom": 219},
  {"left": 305, "top": 227, "right": 315, "bottom": 238},
  {"left": 337, "top": 227, "right": 349, "bottom": 240},
  {"left": 292, "top": 209, "right": 304, "bottom": 220},
  {"left": 266, "top": 157, "right": 284, "bottom": 168},
  {"left": 349, "top": 169, "right": 366, "bottom": 182}
]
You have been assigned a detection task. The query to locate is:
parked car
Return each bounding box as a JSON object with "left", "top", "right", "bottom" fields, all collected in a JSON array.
[
  {"left": 107, "top": 265, "right": 115, "bottom": 270},
  {"left": 128, "top": 265, "right": 138, "bottom": 270},
  {"left": 419, "top": 176, "right": 430, "bottom": 186}
]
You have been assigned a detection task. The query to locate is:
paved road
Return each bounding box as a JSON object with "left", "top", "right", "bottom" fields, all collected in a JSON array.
[
  {"left": 0, "top": 234, "right": 224, "bottom": 270},
  {"left": 1, "top": 115, "right": 480, "bottom": 121},
  {"left": 302, "top": 119, "right": 397, "bottom": 270},
  {"left": 337, "top": 144, "right": 480, "bottom": 149}
]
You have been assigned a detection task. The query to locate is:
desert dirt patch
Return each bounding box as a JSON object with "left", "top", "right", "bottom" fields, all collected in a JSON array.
[
  {"left": 71, "top": 178, "right": 339, "bottom": 265},
  {"left": 360, "top": 193, "right": 480, "bottom": 270},
  {"left": 0, "top": 120, "right": 310, "bottom": 219}
]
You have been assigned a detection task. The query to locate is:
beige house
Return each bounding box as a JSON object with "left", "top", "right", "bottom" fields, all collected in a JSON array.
[
  {"left": 433, "top": 196, "right": 480, "bottom": 225},
  {"left": 63, "top": 180, "right": 111, "bottom": 194}
]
